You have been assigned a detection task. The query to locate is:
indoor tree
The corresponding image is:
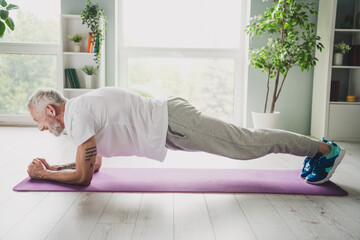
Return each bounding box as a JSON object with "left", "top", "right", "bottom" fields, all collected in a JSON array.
[{"left": 245, "top": 0, "right": 324, "bottom": 113}]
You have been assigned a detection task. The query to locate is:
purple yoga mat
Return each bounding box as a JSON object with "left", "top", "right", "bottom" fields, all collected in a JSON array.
[{"left": 13, "top": 168, "right": 347, "bottom": 196}]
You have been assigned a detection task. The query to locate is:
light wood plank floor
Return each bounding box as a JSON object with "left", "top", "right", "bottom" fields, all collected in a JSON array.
[{"left": 0, "top": 127, "right": 359, "bottom": 240}]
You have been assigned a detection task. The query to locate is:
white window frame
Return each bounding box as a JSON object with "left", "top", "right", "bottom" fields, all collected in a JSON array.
[
  {"left": 116, "top": 0, "right": 250, "bottom": 126},
  {"left": 0, "top": 42, "right": 61, "bottom": 126}
]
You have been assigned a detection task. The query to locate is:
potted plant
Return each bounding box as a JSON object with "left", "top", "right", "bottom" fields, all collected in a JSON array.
[
  {"left": 333, "top": 42, "right": 351, "bottom": 65},
  {"left": 82, "top": 65, "right": 97, "bottom": 89},
  {"left": 245, "top": 0, "right": 323, "bottom": 129},
  {"left": 81, "top": 0, "right": 107, "bottom": 69},
  {"left": 68, "top": 33, "right": 83, "bottom": 52},
  {"left": 0, "top": 0, "right": 18, "bottom": 38}
]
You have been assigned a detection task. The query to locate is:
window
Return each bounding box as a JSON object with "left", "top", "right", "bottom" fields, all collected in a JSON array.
[
  {"left": 0, "top": 0, "right": 60, "bottom": 124},
  {"left": 123, "top": 0, "right": 242, "bottom": 48},
  {"left": 118, "top": 0, "right": 249, "bottom": 125},
  {"left": 0, "top": 0, "right": 60, "bottom": 43}
]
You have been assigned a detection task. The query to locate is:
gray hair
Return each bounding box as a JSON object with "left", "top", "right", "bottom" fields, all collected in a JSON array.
[{"left": 27, "top": 88, "right": 68, "bottom": 111}]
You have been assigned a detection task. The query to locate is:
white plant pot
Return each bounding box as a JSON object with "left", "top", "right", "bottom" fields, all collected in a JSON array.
[
  {"left": 85, "top": 75, "right": 93, "bottom": 89},
  {"left": 252, "top": 111, "right": 280, "bottom": 129},
  {"left": 333, "top": 52, "right": 344, "bottom": 65},
  {"left": 73, "top": 42, "right": 81, "bottom": 52}
]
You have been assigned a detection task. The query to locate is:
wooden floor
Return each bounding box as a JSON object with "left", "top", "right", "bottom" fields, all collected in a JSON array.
[{"left": 0, "top": 127, "right": 359, "bottom": 240}]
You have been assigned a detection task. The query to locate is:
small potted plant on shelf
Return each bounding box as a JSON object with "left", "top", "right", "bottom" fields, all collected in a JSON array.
[
  {"left": 82, "top": 65, "right": 97, "bottom": 89},
  {"left": 333, "top": 42, "right": 351, "bottom": 66},
  {"left": 245, "top": 0, "right": 323, "bottom": 129},
  {"left": 68, "top": 33, "right": 83, "bottom": 52}
]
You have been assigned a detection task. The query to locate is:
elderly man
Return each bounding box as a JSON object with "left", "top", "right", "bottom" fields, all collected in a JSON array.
[{"left": 27, "top": 87, "right": 345, "bottom": 186}]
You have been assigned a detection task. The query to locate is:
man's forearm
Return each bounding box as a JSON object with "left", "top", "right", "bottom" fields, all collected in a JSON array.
[
  {"left": 42, "top": 169, "right": 85, "bottom": 185},
  {"left": 54, "top": 163, "right": 76, "bottom": 171}
]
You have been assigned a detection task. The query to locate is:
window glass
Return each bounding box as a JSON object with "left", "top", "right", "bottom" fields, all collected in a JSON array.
[
  {"left": 0, "top": 54, "right": 57, "bottom": 114},
  {"left": 128, "top": 57, "right": 234, "bottom": 120},
  {"left": 123, "top": 0, "right": 242, "bottom": 48},
  {"left": 0, "top": 0, "right": 60, "bottom": 43}
]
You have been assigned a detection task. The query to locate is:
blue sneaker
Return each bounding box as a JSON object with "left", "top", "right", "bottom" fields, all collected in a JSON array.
[
  {"left": 300, "top": 137, "right": 328, "bottom": 179},
  {"left": 301, "top": 157, "right": 318, "bottom": 178},
  {"left": 306, "top": 140, "right": 345, "bottom": 185}
]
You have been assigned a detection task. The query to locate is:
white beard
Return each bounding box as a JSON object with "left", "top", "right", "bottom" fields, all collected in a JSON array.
[{"left": 48, "top": 122, "right": 64, "bottom": 137}]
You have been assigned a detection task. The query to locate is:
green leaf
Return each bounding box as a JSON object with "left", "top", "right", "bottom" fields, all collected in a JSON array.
[
  {"left": 6, "top": 4, "right": 18, "bottom": 10},
  {"left": 0, "top": 0, "right": 7, "bottom": 7},
  {"left": 5, "top": 16, "right": 13, "bottom": 30},
  {"left": 0, "top": 9, "right": 8, "bottom": 20},
  {"left": 0, "top": 20, "right": 5, "bottom": 37}
]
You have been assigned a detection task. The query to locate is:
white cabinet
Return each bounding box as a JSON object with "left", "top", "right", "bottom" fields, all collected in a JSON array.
[
  {"left": 59, "top": 14, "right": 105, "bottom": 99},
  {"left": 328, "top": 103, "right": 360, "bottom": 140},
  {"left": 311, "top": 0, "right": 360, "bottom": 141}
]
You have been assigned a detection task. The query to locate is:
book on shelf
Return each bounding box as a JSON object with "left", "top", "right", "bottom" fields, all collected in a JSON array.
[
  {"left": 87, "top": 32, "right": 94, "bottom": 53},
  {"left": 65, "top": 68, "right": 80, "bottom": 88},
  {"left": 90, "top": 35, "right": 94, "bottom": 53},
  {"left": 65, "top": 69, "right": 74, "bottom": 88},
  {"left": 87, "top": 32, "right": 99, "bottom": 53},
  {"left": 349, "top": 45, "right": 360, "bottom": 66},
  {"left": 86, "top": 32, "right": 92, "bottom": 53},
  {"left": 94, "top": 36, "right": 100, "bottom": 53},
  {"left": 330, "top": 80, "right": 339, "bottom": 101},
  {"left": 71, "top": 69, "right": 80, "bottom": 88}
]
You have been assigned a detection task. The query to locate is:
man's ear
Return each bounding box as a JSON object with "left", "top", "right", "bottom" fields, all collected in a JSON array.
[{"left": 45, "top": 104, "right": 56, "bottom": 118}]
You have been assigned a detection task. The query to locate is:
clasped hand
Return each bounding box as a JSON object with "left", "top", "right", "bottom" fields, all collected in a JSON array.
[{"left": 27, "top": 158, "right": 47, "bottom": 179}]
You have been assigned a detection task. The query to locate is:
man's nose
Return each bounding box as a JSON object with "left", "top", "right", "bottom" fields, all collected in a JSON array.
[{"left": 38, "top": 124, "right": 45, "bottom": 131}]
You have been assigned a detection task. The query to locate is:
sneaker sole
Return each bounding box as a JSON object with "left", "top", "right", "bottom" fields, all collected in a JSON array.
[
  {"left": 306, "top": 147, "right": 345, "bottom": 185},
  {"left": 300, "top": 174, "right": 309, "bottom": 179}
]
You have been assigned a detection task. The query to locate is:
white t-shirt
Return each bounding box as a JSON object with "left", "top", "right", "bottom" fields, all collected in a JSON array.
[{"left": 64, "top": 87, "right": 169, "bottom": 162}]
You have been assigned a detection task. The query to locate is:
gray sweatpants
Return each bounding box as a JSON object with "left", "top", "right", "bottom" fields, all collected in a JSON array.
[{"left": 165, "top": 97, "right": 319, "bottom": 160}]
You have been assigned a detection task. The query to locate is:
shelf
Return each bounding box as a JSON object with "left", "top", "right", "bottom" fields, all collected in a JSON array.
[
  {"left": 332, "top": 65, "right": 360, "bottom": 69},
  {"left": 330, "top": 101, "right": 360, "bottom": 105},
  {"left": 335, "top": 28, "right": 360, "bottom": 32},
  {"left": 311, "top": 0, "right": 360, "bottom": 141},
  {"left": 61, "top": 14, "right": 105, "bottom": 99},
  {"left": 63, "top": 88, "right": 93, "bottom": 92},
  {"left": 61, "top": 14, "right": 81, "bottom": 19},
  {"left": 63, "top": 52, "right": 95, "bottom": 56}
]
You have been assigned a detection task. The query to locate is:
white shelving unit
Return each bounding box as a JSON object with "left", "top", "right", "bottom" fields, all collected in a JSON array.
[
  {"left": 60, "top": 14, "right": 105, "bottom": 99},
  {"left": 311, "top": 0, "right": 360, "bottom": 142}
]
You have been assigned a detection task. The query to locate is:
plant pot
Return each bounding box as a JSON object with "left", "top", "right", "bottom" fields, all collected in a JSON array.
[
  {"left": 333, "top": 52, "right": 344, "bottom": 65},
  {"left": 85, "top": 75, "right": 93, "bottom": 89},
  {"left": 252, "top": 111, "right": 280, "bottom": 129},
  {"left": 73, "top": 42, "right": 81, "bottom": 52}
]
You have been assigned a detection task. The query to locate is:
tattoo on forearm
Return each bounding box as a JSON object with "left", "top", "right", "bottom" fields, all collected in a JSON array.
[
  {"left": 85, "top": 146, "right": 97, "bottom": 162},
  {"left": 86, "top": 150, "right": 97, "bottom": 154},
  {"left": 90, "top": 163, "right": 93, "bottom": 169},
  {"left": 86, "top": 146, "right": 96, "bottom": 151},
  {"left": 57, "top": 163, "right": 76, "bottom": 171}
]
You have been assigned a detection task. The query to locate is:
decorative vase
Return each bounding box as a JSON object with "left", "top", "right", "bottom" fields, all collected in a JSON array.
[
  {"left": 251, "top": 111, "right": 280, "bottom": 129},
  {"left": 74, "top": 42, "right": 81, "bottom": 52},
  {"left": 333, "top": 52, "right": 344, "bottom": 65},
  {"left": 85, "top": 75, "right": 93, "bottom": 89}
]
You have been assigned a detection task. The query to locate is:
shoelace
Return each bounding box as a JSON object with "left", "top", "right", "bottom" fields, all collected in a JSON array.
[{"left": 311, "top": 159, "right": 321, "bottom": 174}]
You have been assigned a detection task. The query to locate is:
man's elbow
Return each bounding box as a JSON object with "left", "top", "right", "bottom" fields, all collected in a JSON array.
[
  {"left": 77, "top": 176, "right": 93, "bottom": 186},
  {"left": 80, "top": 179, "right": 92, "bottom": 186}
]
